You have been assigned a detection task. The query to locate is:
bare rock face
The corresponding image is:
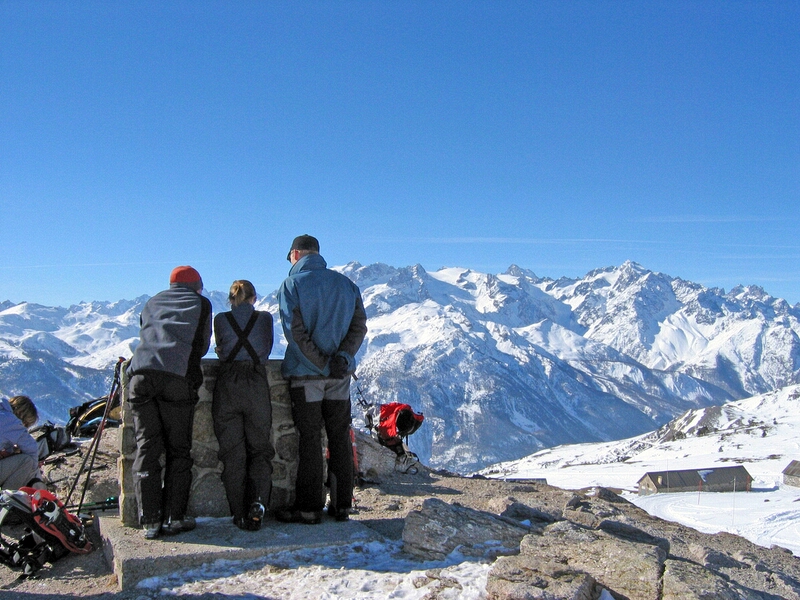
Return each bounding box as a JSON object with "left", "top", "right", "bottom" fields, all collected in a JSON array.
[
  {"left": 402, "top": 497, "right": 532, "bottom": 561},
  {"left": 353, "top": 427, "right": 423, "bottom": 482},
  {"left": 661, "top": 559, "right": 748, "bottom": 600},
  {"left": 487, "top": 555, "right": 599, "bottom": 600},
  {"left": 403, "top": 486, "right": 800, "bottom": 600},
  {"left": 512, "top": 521, "right": 666, "bottom": 600},
  {"left": 500, "top": 501, "right": 561, "bottom": 528},
  {"left": 353, "top": 428, "right": 404, "bottom": 482},
  {"left": 12, "top": 446, "right": 800, "bottom": 598}
]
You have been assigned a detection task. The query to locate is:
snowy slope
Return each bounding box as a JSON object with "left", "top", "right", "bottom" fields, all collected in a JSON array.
[
  {"left": 481, "top": 385, "right": 800, "bottom": 487},
  {"left": 480, "top": 385, "right": 800, "bottom": 555},
  {"left": 0, "top": 292, "right": 248, "bottom": 421},
  {"left": 542, "top": 262, "right": 800, "bottom": 396},
  {"left": 348, "top": 261, "right": 798, "bottom": 470}
]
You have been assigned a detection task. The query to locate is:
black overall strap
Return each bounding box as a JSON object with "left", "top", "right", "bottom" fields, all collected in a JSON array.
[{"left": 223, "top": 312, "right": 261, "bottom": 365}]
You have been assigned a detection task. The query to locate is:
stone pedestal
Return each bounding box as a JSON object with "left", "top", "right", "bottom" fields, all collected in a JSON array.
[{"left": 119, "top": 359, "right": 297, "bottom": 527}]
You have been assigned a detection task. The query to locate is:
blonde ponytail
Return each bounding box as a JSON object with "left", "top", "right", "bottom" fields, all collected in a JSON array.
[{"left": 228, "top": 280, "right": 257, "bottom": 307}]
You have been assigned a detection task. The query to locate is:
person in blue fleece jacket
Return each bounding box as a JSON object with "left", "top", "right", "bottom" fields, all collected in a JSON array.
[{"left": 275, "top": 235, "right": 367, "bottom": 524}]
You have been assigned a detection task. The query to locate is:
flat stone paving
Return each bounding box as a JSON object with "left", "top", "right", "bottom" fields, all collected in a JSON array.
[{"left": 98, "top": 515, "right": 386, "bottom": 591}]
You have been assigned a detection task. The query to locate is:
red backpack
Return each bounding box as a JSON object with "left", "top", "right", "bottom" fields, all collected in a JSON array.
[
  {"left": 374, "top": 402, "right": 425, "bottom": 449},
  {"left": 354, "top": 377, "right": 426, "bottom": 474}
]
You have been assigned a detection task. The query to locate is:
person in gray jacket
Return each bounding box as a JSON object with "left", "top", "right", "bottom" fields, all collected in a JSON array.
[
  {"left": 275, "top": 235, "right": 367, "bottom": 524},
  {"left": 213, "top": 280, "right": 274, "bottom": 531},
  {"left": 127, "top": 266, "right": 212, "bottom": 539}
]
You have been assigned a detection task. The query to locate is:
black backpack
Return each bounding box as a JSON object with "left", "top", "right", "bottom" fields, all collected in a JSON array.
[
  {"left": 30, "top": 421, "right": 72, "bottom": 460},
  {"left": 66, "top": 389, "right": 121, "bottom": 438}
]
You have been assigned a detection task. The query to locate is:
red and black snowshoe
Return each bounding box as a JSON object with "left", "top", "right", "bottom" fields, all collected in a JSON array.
[{"left": 0, "top": 487, "right": 92, "bottom": 578}]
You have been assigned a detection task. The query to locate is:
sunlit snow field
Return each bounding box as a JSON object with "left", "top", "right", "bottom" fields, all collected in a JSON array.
[{"left": 484, "top": 386, "right": 800, "bottom": 557}]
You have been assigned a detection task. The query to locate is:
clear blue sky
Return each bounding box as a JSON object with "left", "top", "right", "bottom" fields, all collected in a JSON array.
[{"left": 2, "top": 1, "right": 799, "bottom": 307}]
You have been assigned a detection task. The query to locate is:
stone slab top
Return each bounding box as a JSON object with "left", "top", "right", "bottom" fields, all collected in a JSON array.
[{"left": 98, "top": 515, "right": 386, "bottom": 591}]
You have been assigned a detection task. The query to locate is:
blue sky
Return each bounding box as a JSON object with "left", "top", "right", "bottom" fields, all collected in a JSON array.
[{"left": 2, "top": 1, "right": 799, "bottom": 307}]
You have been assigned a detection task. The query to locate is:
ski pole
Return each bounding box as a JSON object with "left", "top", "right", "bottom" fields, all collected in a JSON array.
[
  {"left": 75, "top": 357, "right": 124, "bottom": 514},
  {"left": 65, "top": 357, "right": 125, "bottom": 510},
  {"left": 351, "top": 373, "right": 373, "bottom": 410},
  {"left": 66, "top": 496, "right": 119, "bottom": 513}
]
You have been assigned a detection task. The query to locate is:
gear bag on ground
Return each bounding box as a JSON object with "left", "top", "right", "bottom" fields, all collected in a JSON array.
[
  {"left": 0, "top": 487, "right": 92, "bottom": 578},
  {"left": 363, "top": 402, "right": 425, "bottom": 474},
  {"left": 31, "top": 421, "right": 72, "bottom": 460},
  {"left": 66, "top": 388, "right": 122, "bottom": 438},
  {"left": 367, "top": 402, "right": 425, "bottom": 450}
]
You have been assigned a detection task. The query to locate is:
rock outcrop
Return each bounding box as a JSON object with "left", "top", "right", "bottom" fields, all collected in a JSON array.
[
  {"left": 401, "top": 485, "right": 800, "bottom": 600},
  {"left": 402, "top": 497, "right": 532, "bottom": 561}
]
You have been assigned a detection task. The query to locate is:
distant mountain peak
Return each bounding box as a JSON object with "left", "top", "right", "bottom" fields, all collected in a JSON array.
[{"left": 504, "top": 264, "right": 540, "bottom": 281}]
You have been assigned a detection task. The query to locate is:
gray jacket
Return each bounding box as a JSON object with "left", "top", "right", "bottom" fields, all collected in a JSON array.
[
  {"left": 128, "top": 283, "right": 212, "bottom": 389},
  {"left": 277, "top": 253, "right": 367, "bottom": 378}
]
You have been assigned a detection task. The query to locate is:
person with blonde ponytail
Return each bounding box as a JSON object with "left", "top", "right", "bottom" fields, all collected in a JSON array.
[{"left": 212, "top": 280, "right": 274, "bottom": 531}]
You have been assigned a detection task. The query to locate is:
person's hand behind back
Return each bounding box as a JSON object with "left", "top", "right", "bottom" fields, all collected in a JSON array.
[{"left": 329, "top": 355, "right": 348, "bottom": 379}]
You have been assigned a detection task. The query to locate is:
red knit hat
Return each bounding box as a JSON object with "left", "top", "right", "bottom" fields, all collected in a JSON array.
[{"left": 170, "top": 266, "right": 202, "bottom": 288}]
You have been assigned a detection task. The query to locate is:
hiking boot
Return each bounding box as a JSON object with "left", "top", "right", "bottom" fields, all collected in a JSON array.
[
  {"left": 234, "top": 516, "right": 261, "bottom": 531},
  {"left": 247, "top": 502, "right": 265, "bottom": 528},
  {"left": 161, "top": 516, "right": 196, "bottom": 536},
  {"left": 143, "top": 522, "right": 162, "bottom": 540},
  {"left": 274, "top": 507, "right": 322, "bottom": 525},
  {"left": 327, "top": 505, "right": 350, "bottom": 522}
]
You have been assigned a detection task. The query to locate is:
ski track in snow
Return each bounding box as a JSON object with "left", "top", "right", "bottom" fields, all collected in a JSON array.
[{"left": 630, "top": 488, "right": 800, "bottom": 556}]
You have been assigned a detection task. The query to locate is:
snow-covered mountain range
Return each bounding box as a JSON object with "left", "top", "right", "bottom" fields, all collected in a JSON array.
[{"left": 2, "top": 261, "right": 799, "bottom": 472}]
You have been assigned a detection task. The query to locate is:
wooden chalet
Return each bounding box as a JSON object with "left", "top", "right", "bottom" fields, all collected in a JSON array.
[
  {"left": 783, "top": 460, "right": 800, "bottom": 488},
  {"left": 637, "top": 465, "right": 752, "bottom": 496}
]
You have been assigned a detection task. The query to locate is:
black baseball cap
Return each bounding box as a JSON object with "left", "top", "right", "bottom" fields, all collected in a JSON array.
[{"left": 287, "top": 234, "right": 320, "bottom": 260}]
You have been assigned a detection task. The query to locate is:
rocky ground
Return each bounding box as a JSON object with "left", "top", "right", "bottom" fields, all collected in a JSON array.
[{"left": 3, "top": 430, "right": 800, "bottom": 599}]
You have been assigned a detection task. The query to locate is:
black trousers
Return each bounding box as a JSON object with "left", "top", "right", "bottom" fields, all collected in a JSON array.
[
  {"left": 290, "top": 382, "right": 353, "bottom": 513},
  {"left": 212, "top": 362, "right": 274, "bottom": 519},
  {"left": 129, "top": 372, "right": 197, "bottom": 524}
]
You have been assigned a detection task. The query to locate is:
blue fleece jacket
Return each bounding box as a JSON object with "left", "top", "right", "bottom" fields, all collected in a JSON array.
[{"left": 277, "top": 254, "right": 367, "bottom": 378}]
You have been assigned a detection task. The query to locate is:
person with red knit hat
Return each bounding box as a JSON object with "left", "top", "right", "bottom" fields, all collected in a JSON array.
[
  {"left": 127, "top": 265, "right": 212, "bottom": 539},
  {"left": 169, "top": 265, "right": 203, "bottom": 286}
]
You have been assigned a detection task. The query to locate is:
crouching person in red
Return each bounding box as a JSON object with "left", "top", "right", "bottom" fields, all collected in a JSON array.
[
  {"left": 126, "top": 266, "right": 212, "bottom": 539},
  {"left": 0, "top": 395, "right": 47, "bottom": 491}
]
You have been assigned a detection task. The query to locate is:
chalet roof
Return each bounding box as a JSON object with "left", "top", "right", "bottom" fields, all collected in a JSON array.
[
  {"left": 637, "top": 465, "right": 752, "bottom": 490},
  {"left": 782, "top": 460, "right": 800, "bottom": 478}
]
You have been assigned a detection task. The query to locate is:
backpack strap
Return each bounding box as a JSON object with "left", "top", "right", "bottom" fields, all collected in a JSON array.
[{"left": 223, "top": 312, "right": 261, "bottom": 365}]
